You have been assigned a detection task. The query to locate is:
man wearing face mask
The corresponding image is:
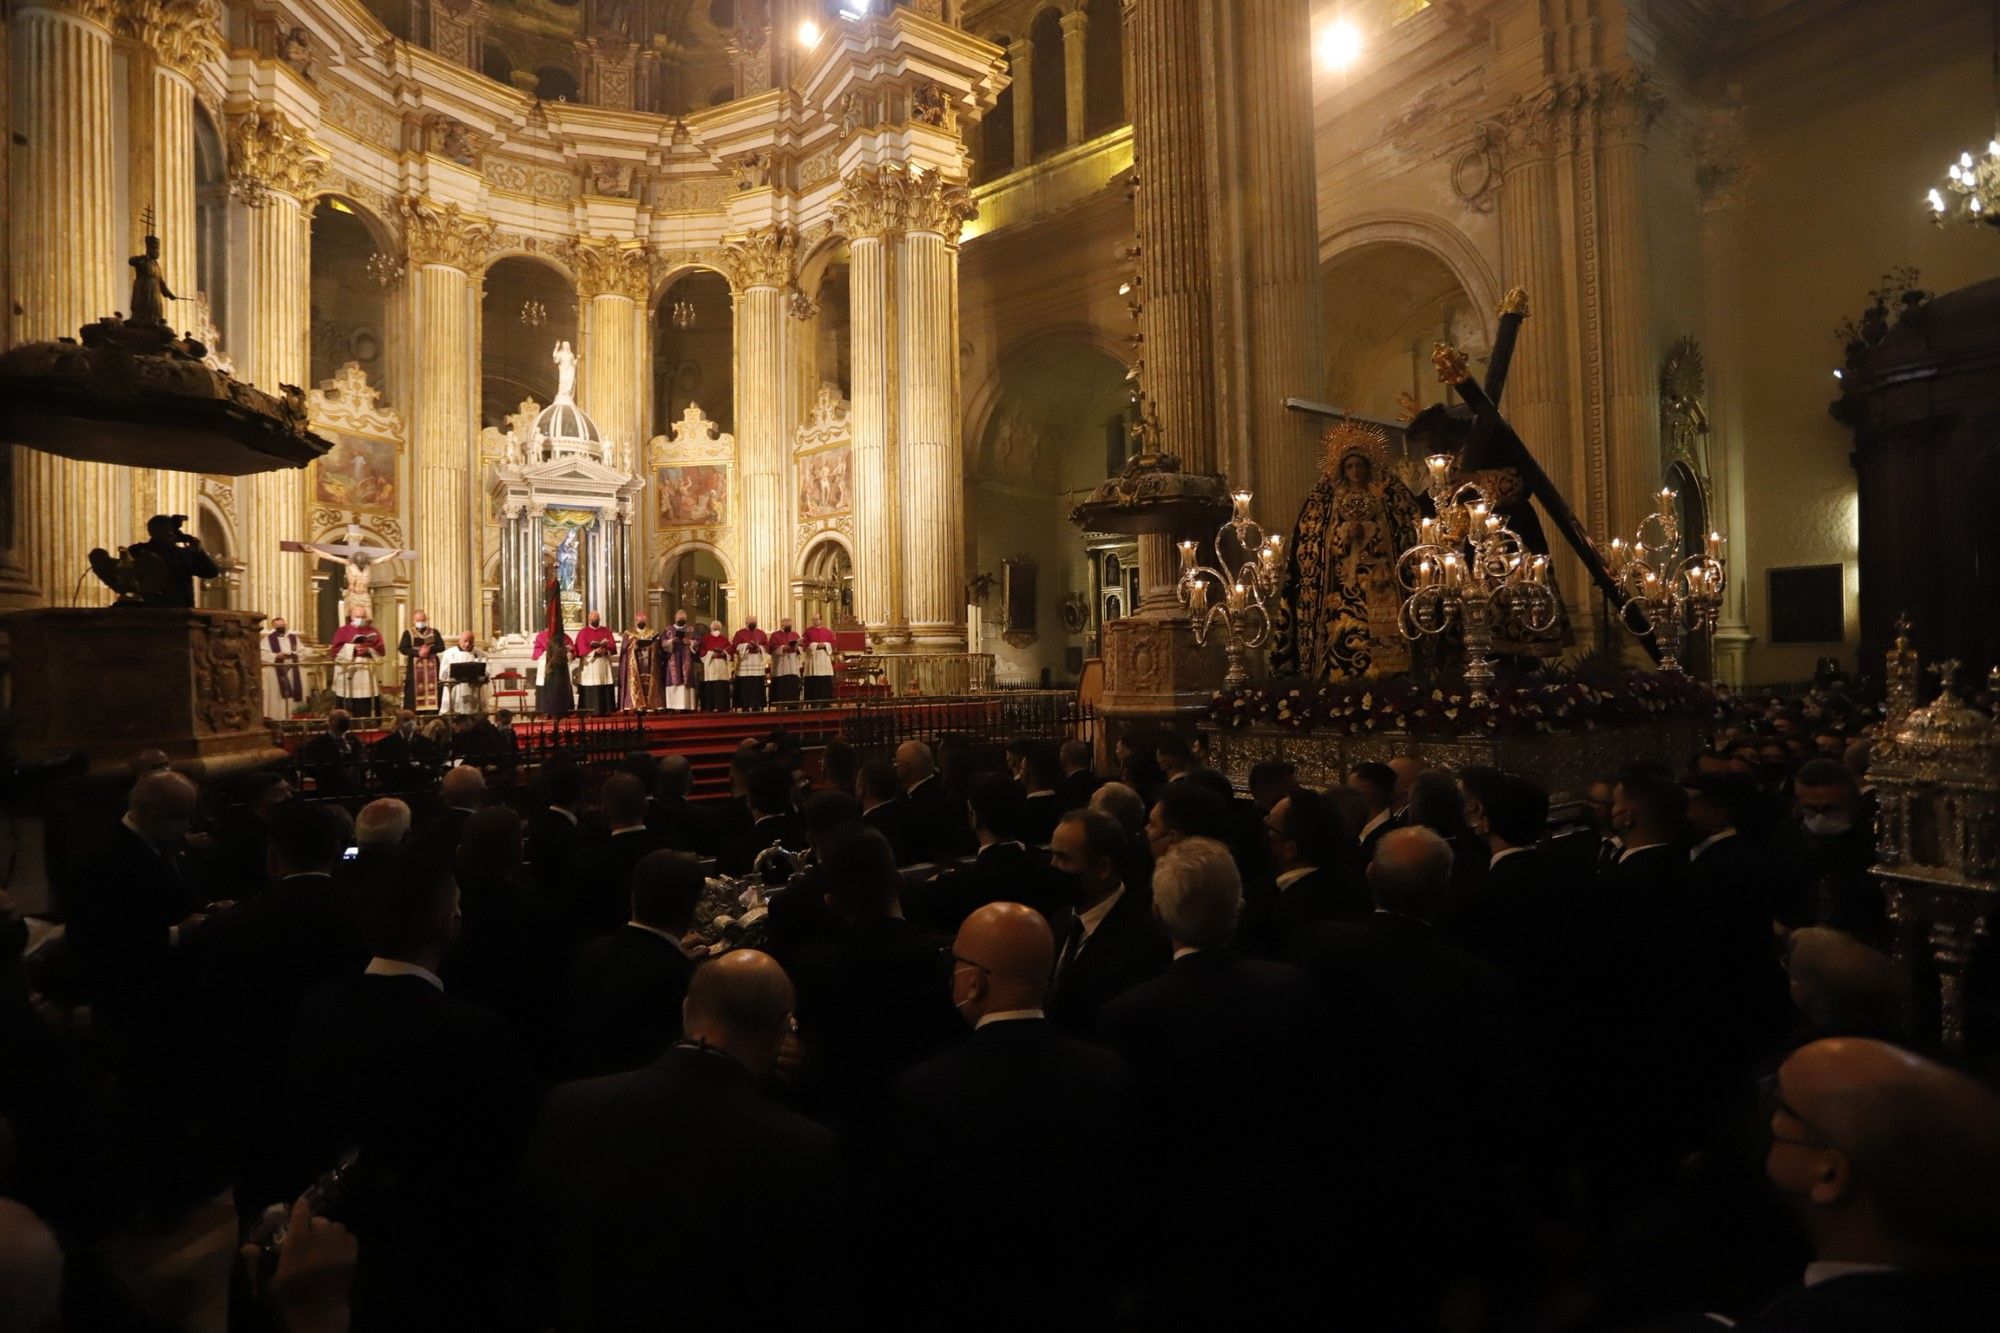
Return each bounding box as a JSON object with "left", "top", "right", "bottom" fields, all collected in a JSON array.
[
  {"left": 767, "top": 616, "right": 803, "bottom": 705},
  {"left": 1045, "top": 808, "right": 1170, "bottom": 1038},
  {"left": 1787, "top": 758, "right": 1883, "bottom": 945},
  {"left": 662, "top": 612, "right": 698, "bottom": 712},
  {"left": 328, "top": 605, "right": 386, "bottom": 718},
  {"left": 399, "top": 610, "right": 445, "bottom": 714},
  {"left": 261, "top": 616, "right": 305, "bottom": 722},
  {"left": 698, "top": 620, "right": 734, "bottom": 712},
  {"left": 574, "top": 610, "right": 619, "bottom": 716},
  {"left": 732, "top": 615, "right": 770, "bottom": 711},
  {"left": 618, "top": 613, "right": 662, "bottom": 712}
]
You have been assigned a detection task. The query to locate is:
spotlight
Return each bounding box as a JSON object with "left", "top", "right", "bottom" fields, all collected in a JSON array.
[
  {"left": 1317, "top": 19, "right": 1363, "bottom": 72},
  {"left": 798, "top": 19, "right": 820, "bottom": 47}
]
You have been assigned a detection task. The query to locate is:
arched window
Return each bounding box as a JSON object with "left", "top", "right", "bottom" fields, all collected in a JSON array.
[
  {"left": 1029, "top": 8, "right": 1065, "bottom": 158},
  {"left": 482, "top": 43, "right": 514, "bottom": 87},
  {"left": 1084, "top": 0, "right": 1124, "bottom": 135}
]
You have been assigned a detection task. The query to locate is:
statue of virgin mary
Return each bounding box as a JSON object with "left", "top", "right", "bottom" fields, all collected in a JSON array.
[{"left": 1270, "top": 422, "right": 1423, "bottom": 680}]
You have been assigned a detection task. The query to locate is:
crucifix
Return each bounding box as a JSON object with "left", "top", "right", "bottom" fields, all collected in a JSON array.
[{"left": 281, "top": 519, "right": 417, "bottom": 618}]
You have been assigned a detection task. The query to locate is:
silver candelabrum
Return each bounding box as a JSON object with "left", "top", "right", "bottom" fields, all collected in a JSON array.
[
  {"left": 1398, "top": 453, "right": 1561, "bottom": 708},
  {"left": 1177, "top": 489, "right": 1285, "bottom": 691},
  {"left": 1603, "top": 486, "right": 1728, "bottom": 675}
]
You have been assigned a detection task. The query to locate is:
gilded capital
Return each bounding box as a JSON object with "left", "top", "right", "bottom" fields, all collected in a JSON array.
[
  {"left": 228, "top": 108, "right": 328, "bottom": 202},
  {"left": 120, "top": 0, "right": 222, "bottom": 78},
  {"left": 833, "top": 171, "right": 899, "bottom": 240},
  {"left": 833, "top": 166, "right": 977, "bottom": 242},
  {"left": 400, "top": 198, "right": 493, "bottom": 271},
  {"left": 571, "top": 237, "right": 652, "bottom": 302},
  {"left": 1498, "top": 287, "right": 1530, "bottom": 318},
  {"left": 725, "top": 225, "right": 796, "bottom": 290},
  {"left": 900, "top": 171, "right": 978, "bottom": 239}
]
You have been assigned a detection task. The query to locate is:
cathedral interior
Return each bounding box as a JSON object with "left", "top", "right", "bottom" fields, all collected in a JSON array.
[{"left": 3, "top": 0, "right": 1992, "bottom": 689}]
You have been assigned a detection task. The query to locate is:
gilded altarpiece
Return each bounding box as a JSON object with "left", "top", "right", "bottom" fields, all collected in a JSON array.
[
  {"left": 793, "top": 382, "right": 854, "bottom": 588},
  {"left": 306, "top": 363, "right": 409, "bottom": 644},
  {"left": 648, "top": 403, "right": 737, "bottom": 621}
]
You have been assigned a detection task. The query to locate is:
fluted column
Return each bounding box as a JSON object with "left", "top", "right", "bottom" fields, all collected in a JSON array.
[
  {"left": 574, "top": 237, "right": 649, "bottom": 617},
  {"left": 402, "top": 200, "right": 489, "bottom": 638},
  {"left": 231, "top": 108, "right": 324, "bottom": 631},
  {"left": 1061, "top": 7, "right": 1089, "bottom": 145},
  {"left": 1007, "top": 38, "right": 1035, "bottom": 170},
  {"left": 7, "top": 0, "right": 122, "bottom": 605},
  {"left": 835, "top": 178, "right": 904, "bottom": 643},
  {"left": 129, "top": 1, "right": 218, "bottom": 524},
  {"left": 898, "top": 176, "right": 976, "bottom": 649},
  {"left": 729, "top": 227, "right": 794, "bottom": 624},
  {"left": 1498, "top": 104, "right": 1590, "bottom": 637},
  {"left": 1600, "top": 73, "right": 1663, "bottom": 542}
]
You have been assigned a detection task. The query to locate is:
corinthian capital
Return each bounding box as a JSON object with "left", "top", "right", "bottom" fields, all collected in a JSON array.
[
  {"left": 120, "top": 0, "right": 222, "bottom": 78},
  {"left": 725, "top": 225, "right": 796, "bottom": 290},
  {"left": 228, "top": 108, "right": 328, "bottom": 203},
  {"left": 571, "top": 236, "right": 652, "bottom": 302},
  {"left": 399, "top": 198, "right": 493, "bottom": 271},
  {"left": 832, "top": 170, "right": 899, "bottom": 240},
  {"left": 1602, "top": 68, "right": 1665, "bottom": 142},
  {"left": 899, "top": 170, "right": 978, "bottom": 239}
]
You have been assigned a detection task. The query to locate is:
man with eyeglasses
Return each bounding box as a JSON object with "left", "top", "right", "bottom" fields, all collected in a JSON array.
[
  {"left": 881, "top": 903, "right": 1136, "bottom": 1324},
  {"left": 1740, "top": 1037, "right": 2000, "bottom": 1330}
]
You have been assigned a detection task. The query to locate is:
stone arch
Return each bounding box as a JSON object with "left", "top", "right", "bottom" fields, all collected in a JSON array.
[
  {"left": 1320, "top": 211, "right": 1502, "bottom": 340},
  {"left": 796, "top": 531, "right": 854, "bottom": 627},
  {"left": 650, "top": 259, "right": 735, "bottom": 308},
  {"left": 478, "top": 246, "right": 576, "bottom": 286},
  {"left": 310, "top": 191, "right": 397, "bottom": 250},
  {"left": 655, "top": 537, "right": 736, "bottom": 585},
  {"left": 795, "top": 231, "right": 848, "bottom": 297},
  {"left": 963, "top": 323, "right": 1133, "bottom": 460},
  {"left": 1318, "top": 229, "right": 1499, "bottom": 419}
]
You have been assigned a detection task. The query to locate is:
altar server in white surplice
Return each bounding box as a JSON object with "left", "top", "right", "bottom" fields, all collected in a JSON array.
[
  {"left": 261, "top": 618, "right": 306, "bottom": 722},
  {"left": 439, "top": 631, "right": 488, "bottom": 715}
]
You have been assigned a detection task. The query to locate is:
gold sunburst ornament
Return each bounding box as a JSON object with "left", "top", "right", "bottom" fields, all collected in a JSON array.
[{"left": 1321, "top": 419, "right": 1391, "bottom": 479}]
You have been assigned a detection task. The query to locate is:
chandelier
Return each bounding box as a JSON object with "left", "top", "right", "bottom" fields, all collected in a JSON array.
[
  {"left": 1177, "top": 490, "right": 1284, "bottom": 691},
  {"left": 1602, "top": 488, "right": 1728, "bottom": 676},
  {"left": 521, "top": 299, "right": 548, "bottom": 327},
  {"left": 1398, "top": 454, "right": 1560, "bottom": 707},
  {"left": 1929, "top": 3, "right": 2000, "bottom": 227},
  {"left": 672, "top": 298, "right": 696, "bottom": 330},
  {"left": 364, "top": 251, "right": 404, "bottom": 288}
]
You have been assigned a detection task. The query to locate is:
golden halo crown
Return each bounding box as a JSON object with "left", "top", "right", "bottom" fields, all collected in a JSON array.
[{"left": 1322, "top": 420, "right": 1391, "bottom": 479}]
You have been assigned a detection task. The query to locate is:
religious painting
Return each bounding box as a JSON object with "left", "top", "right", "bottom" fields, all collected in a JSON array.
[
  {"left": 799, "top": 446, "right": 851, "bottom": 519},
  {"left": 657, "top": 464, "right": 729, "bottom": 527},
  {"left": 313, "top": 432, "right": 398, "bottom": 515}
]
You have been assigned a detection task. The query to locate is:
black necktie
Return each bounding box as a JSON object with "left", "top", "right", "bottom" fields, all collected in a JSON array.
[{"left": 1053, "top": 912, "right": 1087, "bottom": 984}]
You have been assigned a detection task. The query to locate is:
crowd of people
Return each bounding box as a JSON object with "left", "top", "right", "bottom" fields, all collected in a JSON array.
[{"left": 3, "top": 694, "right": 1998, "bottom": 1332}]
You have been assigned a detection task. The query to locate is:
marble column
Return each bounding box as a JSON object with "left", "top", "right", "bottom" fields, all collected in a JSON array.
[
  {"left": 574, "top": 238, "right": 649, "bottom": 619},
  {"left": 1599, "top": 72, "right": 1664, "bottom": 542},
  {"left": 1007, "top": 38, "right": 1034, "bottom": 171},
  {"left": 402, "top": 200, "right": 488, "bottom": 638},
  {"left": 1060, "top": 7, "right": 1089, "bottom": 144},
  {"left": 729, "top": 227, "right": 794, "bottom": 624},
  {"left": 1498, "top": 100, "right": 1591, "bottom": 640},
  {"left": 231, "top": 108, "right": 324, "bottom": 632},
  {"left": 129, "top": 0, "right": 216, "bottom": 525},
  {"left": 898, "top": 175, "right": 976, "bottom": 650},
  {"left": 834, "top": 178, "right": 904, "bottom": 643},
  {"left": 6, "top": 0, "right": 123, "bottom": 606}
]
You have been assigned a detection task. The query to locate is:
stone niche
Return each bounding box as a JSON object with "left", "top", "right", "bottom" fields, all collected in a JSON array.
[{"left": 4, "top": 608, "right": 283, "bottom": 779}]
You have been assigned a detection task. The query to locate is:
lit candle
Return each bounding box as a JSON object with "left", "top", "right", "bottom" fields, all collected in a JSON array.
[
  {"left": 1659, "top": 487, "right": 1675, "bottom": 511},
  {"left": 1484, "top": 513, "right": 1502, "bottom": 534},
  {"left": 1178, "top": 539, "right": 1197, "bottom": 570},
  {"left": 1426, "top": 454, "right": 1451, "bottom": 486},
  {"left": 1229, "top": 580, "right": 1247, "bottom": 611},
  {"left": 1231, "top": 490, "right": 1252, "bottom": 524},
  {"left": 1419, "top": 557, "right": 1434, "bottom": 588},
  {"left": 1188, "top": 580, "right": 1207, "bottom": 614},
  {"left": 1532, "top": 554, "right": 1549, "bottom": 584},
  {"left": 1419, "top": 517, "right": 1438, "bottom": 544},
  {"left": 1608, "top": 537, "right": 1625, "bottom": 572},
  {"left": 1707, "top": 530, "right": 1722, "bottom": 557}
]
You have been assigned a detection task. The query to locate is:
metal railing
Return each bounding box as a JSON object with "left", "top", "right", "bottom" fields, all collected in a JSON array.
[
  {"left": 841, "top": 652, "right": 996, "bottom": 697},
  {"left": 838, "top": 690, "right": 1093, "bottom": 758}
]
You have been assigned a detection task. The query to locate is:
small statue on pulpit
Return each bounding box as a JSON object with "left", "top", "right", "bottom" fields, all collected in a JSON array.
[
  {"left": 128, "top": 233, "right": 177, "bottom": 330},
  {"left": 89, "top": 514, "right": 219, "bottom": 608}
]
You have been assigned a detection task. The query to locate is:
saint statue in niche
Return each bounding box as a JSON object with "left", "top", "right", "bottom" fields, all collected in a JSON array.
[
  {"left": 552, "top": 340, "right": 578, "bottom": 404},
  {"left": 1270, "top": 423, "right": 1423, "bottom": 680}
]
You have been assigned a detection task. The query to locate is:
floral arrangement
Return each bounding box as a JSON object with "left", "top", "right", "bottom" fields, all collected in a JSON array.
[{"left": 1207, "top": 669, "right": 1717, "bottom": 738}]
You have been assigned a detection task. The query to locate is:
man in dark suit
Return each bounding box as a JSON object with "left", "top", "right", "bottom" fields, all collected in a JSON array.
[
  {"left": 886, "top": 902, "right": 1137, "bottom": 1327},
  {"left": 1096, "top": 835, "right": 1324, "bottom": 1327},
  {"left": 1731, "top": 1037, "right": 2000, "bottom": 1332},
  {"left": 296, "top": 708, "right": 366, "bottom": 799},
  {"left": 906, "top": 774, "right": 1069, "bottom": 933},
  {"left": 1046, "top": 808, "right": 1170, "bottom": 1037},
  {"left": 789, "top": 824, "right": 962, "bottom": 1128},
  {"left": 1008, "top": 739, "right": 1065, "bottom": 846},
  {"left": 1291, "top": 825, "right": 1530, "bottom": 1327},
  {"left": 562, "top": 772, "right": 670, "bottom": 938},
  {"left": 1240, "top": 788, "right": 1367, "bottom": 958},
  {"left": 287, "top": 848, "right": 538, "bottom": 1331},
  {"left": 413, "top": 763, "right": 486, "bottom": 865},
  {"left": 895, "top": 740, "right": 975, "bottom": 863},
  {"left": 524, "top": 762, "right": 591, "bottom": 900},
  {"left": 715, "top": 762, "right": 805, "bottom": 876},
  {"left": 567, "top": 849, "right": 702, "bottom": 1077},
  {"left": 1786, "top": 758, "right": 1884, "bottom": 943},
  {"left": 1684, "top": 771, "right": 1792, "bottom": 1071},
  {"left": 645, "top": 753, "right": 725, "bottom": 855},
  {"left": 1348, "top": 760, "right": 1400, "bottom": 863},
  {"left": 369, "top": 708, "right": 441, "bottom": 792},
  {"left": 856, "top": 759, "right": 915, "bottom": 864},
  {"left": 443, "top": 807, "right": 567, "bottom": 1076},
  {"left": 1057, "top": 738, "right": 1102, "bottom": 812},
  {"left": 519, "top": 951, "right": 834, "bottom": 1331},
  {"left": 191, "top": 802, "right": 365, "bottom": 1223},
  {"left": 1247, "top": 758, "right": 1299, "bottom": 813}
]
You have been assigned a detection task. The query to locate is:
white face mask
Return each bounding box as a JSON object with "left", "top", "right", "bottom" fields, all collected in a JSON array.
[
  {"left": 414, "top": 620, "right": 427, "bottom": 629},
  {"left": 350, "top": 617, "right": 364, "bottom": 626},
  {"left": 1802, "top": 812, "right": 1852, "bottom": 838}
]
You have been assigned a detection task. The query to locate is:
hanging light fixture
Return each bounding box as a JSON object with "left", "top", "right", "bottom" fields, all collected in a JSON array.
[
  {"left": 521, "top": 299, "right": 548, "bottom": 327},
  {"left": 1927, "top": 1, "right": 2000, "bottom": 228},
  {"left": 672, "top": 298, "right": 696, "bottom": 329}
]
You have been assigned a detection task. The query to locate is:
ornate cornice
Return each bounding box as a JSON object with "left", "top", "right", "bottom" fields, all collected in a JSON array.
[
  {"left": 228, "top": 107, "right": 328, "bottom": 202},
  {"left": 24, "top": 0, "right": 119, "bottom": 28},
  {"left": 400, "top": 198, "right": 493, "bottom": 271},
  {"left": 120, "top": 0, "right": 222, "bottom": 78},
  {"left": 725, "top": 225, "right": 796, "bottom": 290},
  {"left": 570, "top": 236, "right": 651, "bottom": 302}
]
